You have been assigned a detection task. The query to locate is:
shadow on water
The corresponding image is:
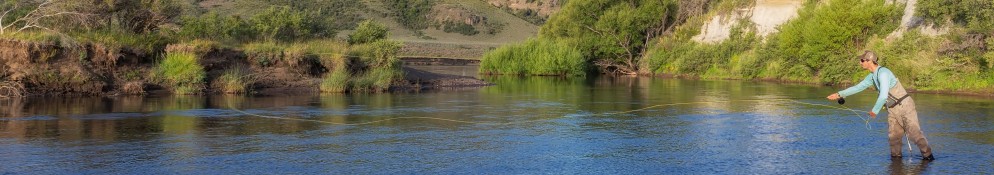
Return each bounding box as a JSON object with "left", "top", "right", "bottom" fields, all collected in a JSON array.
[{"left": 1, "top": 75, "right": 993, "bottom": 174}]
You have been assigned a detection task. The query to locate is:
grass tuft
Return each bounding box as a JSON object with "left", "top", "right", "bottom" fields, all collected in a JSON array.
[
  {"left": 215, "top": 66, "right": 254, "bottom": 94},
  {"left": 157, "top": 51, "right": 205, "bottom": 95},
  {"left": 320, "top": 67, "right": 351, "bottom": 93},
  {"left": 480, "top": 38, "right": 588, "bottom": 76}
]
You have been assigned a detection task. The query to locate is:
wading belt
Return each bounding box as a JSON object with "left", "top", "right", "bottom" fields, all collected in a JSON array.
[
  {"left": 873, "top": 68, "right": 910, "bottom": 108},
  {"left": 887, "top": 93, "right": 909, "bottom": 108}
]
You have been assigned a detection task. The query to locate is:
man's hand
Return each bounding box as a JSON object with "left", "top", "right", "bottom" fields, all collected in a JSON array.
[
  {"left": 868, "top": 112, "right": 876, "bottom": 119},
  {"left": 827, "top": 93, "right": 841, "bottom": 101}
]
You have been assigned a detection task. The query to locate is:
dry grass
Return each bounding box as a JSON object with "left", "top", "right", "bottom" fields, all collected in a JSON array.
[
  {"left": 121, "top": 81, "right": 146, "bottom": 95},
  {"left": 165, "top": 39, "right": 220, "bottom": 55},
  {"left": 0, "top": 81, "right": 26, "bottom": 98},
  {"left": 214, "top": 66, "right": 256, "bottom": 94}
]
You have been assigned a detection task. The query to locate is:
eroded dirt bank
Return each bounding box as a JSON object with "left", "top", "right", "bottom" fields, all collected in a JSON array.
[{"left": 0, "top": 39, "right": 491, "bottom": 97}]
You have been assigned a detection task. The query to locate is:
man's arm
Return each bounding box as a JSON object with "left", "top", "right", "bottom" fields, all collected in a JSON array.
[
  {"left": 838, "top": 74, "right": 873, "bottom": 97},
  {"left": 869, "top": 71, "right": 892, "bottom": 114}
]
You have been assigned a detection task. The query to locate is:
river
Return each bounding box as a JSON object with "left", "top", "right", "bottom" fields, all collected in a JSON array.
[{"left": 1, "top": 66, "right": 992, "bottom": 174}]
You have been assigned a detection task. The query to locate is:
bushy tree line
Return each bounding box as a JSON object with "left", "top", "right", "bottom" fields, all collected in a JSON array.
[
  {"left": 917, "top": 0, "right": 994, "bottom": 34},
  {"left": 539, "top": 0, "right": 678, "bottom": 74},
  {"left": 916, "top": 0, "right": 994, "bottom": 72},
  {"left": 180, "top": 5, "right": 350, "bottom": 42}
]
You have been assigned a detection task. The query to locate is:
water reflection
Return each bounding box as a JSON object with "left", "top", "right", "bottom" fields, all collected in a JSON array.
[
  {"left": 1, "top": 75, "right": 992, "bottom": 174},
  {"left": 889, "top": 158, "right": 932, "bottom": 175}
]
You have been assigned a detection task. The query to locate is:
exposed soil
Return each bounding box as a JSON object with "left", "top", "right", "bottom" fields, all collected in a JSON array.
[
  {"left": 394, "top": 67, "right": 492, "bottom": 91},
  {"left": 0, "top": 39, "right": 491, "bottom": 97},
  {"left": 400, "top": 57, "right": 480, "bottom": 66}
]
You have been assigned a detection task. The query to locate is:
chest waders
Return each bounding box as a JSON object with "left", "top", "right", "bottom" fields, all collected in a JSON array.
[{"left": 875, "top": 72, "right": 934, "bottom": 160}]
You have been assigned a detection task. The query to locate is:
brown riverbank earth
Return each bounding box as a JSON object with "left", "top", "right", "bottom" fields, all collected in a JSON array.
[{"left": 0, "top": 39, "right": 490, "bottom": 97}]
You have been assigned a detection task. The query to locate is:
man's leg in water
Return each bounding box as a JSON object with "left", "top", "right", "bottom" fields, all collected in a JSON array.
[
  {"left": 901, "top": 98, "right": 934, "bottom": 159},
  {"left": 888, "top": 111, "right": 907, "bottom": 157}
]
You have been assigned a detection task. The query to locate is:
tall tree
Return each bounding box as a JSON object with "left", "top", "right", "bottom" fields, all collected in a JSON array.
[{"left": 540, "top": 0, "right": 676, "bottom": 74}]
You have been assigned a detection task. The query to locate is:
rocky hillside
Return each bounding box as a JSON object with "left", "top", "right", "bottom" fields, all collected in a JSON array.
[{"left": 691, "top": 0, "right": 939, "bottom": 43}]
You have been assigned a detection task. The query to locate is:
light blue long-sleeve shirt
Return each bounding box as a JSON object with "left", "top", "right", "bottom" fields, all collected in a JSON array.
[{"left": 838, "top": 66, "right": 896, "bottom": 114}]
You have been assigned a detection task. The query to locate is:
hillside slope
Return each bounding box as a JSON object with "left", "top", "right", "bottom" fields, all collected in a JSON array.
[{"left": 197, "top": 0, "right": 546, "bottom": 59}]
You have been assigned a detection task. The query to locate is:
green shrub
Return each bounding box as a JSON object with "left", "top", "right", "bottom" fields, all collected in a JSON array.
[
  {"left": 302, "top": 40, "right": 351, "bottom": 71},
  {"left": 918, "top": 0, "right": 994, "bottom": 34},
  {"left": 250, "top": 6, "right": 314, "bottom": 42},
  {"left": 348, "top": 20, "right": 389, "bottom": 45},
  {"left": 351, "top": 66, "right": 403, "bottom": 92},
  {"left": 440, "top": 21, "right": 479, "bottom": 35},
  {"left": 642, "top": 18, "right": 758, "bottom": 78},
  {"left": 215, "top": 66, "right": 253, "bottom": 94},
  {"left": 540, "top": 0, "right": 673, "bottom": 71},
  {"left": 320, "top": 67, "right": 351, "bottom": 93},
  {"left": 179, "top": 12, "right": 255, "bottom": 42},
  {"left": 243, "top": 42, "right": 284, "bottom": 66},
  {"left": 867, "top": 30, "right": 994, "bottom": 92},
  {"left": 239, "top": 0, "right": 362, "bottom": 33},
  {"left": 348, "top": 40, "right": 402, "bottom": 69},
  {"left": 157, "top": 51, "right": 205, "bottom": 94},
  {"left": 480, "top": 38, "right": 588, "bottom": 76},
  {"left": 341, "top": 40, "right": 404, "bottom": 92}
]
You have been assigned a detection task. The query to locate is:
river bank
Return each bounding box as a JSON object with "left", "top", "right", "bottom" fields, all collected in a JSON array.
[{"left": 0, "top": 39, "right": 491, "bottom": 97}]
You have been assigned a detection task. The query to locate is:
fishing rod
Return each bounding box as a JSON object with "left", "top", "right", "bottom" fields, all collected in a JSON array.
[
  {"left": 227, "top": 97, "right": 874, "bottom": 128},
  {"left": 226, "top": 96, "right": 922, "bottom": 157}
]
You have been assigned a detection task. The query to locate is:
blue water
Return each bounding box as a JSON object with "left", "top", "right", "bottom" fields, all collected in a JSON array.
[{"left": 1, "top": 76, "right": 992, "bottom": 174}]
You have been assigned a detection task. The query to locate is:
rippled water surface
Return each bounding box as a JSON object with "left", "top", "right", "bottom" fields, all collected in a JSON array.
[{"left": 2, "top": 71, "right": 993, "bottom": 174}]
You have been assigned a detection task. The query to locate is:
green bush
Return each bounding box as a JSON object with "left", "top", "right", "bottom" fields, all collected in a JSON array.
[
  {"left": 440, "top": 21, "right": 479, "bottom": 36},
  {"left": 320, "top": 67, "right": 351, "bottom": 93},
  {"left": 643, "top": 19, "right": 758, "bottom": 77},
  {"left": 348, "top": 20, "right": 389, "bottom": 45},
  {"left": 178, "top": 12, "right": 255, "bottom": 42},
  {"left": 480, "top": 38, "right": 588, "bottom": 76},
  {"left": 157, "top": 51, "right": 205, "bottom": 94},
  {"left": 351, "top": 66, "right": 403, "bottom": 92},
  {"left": 242, "top": 42, "right": 284, "bottom": 66},
  {"left": 917, "top": 0, "right": 994, "bottom": 34},
  {"left": 333, "top": 40, "right": 404, "bottom": 92},
  {"left": 250, "top": 6, "right": 314, "bottom": 42},
  {"left": 261, "top": 0, "right": 354, "bottom": 36},
  {"left": 540, "top": 0, "right": 674, "bottom": 71},
  {"left": 215, "top": 66, "right": 253, "bottom": 94},
  {"left": 348, "top": 40, "right": 402, "bottom": 69},
  {"left": 867, "top": 30, "right": 994, "bottom": 92}
]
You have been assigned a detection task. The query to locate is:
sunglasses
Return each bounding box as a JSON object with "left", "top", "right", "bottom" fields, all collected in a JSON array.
[{"left": 860, "top": 59, "right": 869, "bottom": 63}]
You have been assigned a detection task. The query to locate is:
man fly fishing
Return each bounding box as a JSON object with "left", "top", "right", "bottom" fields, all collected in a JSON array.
[{"left": 826, "top": 50, "right": 935, "bottom": 160}]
